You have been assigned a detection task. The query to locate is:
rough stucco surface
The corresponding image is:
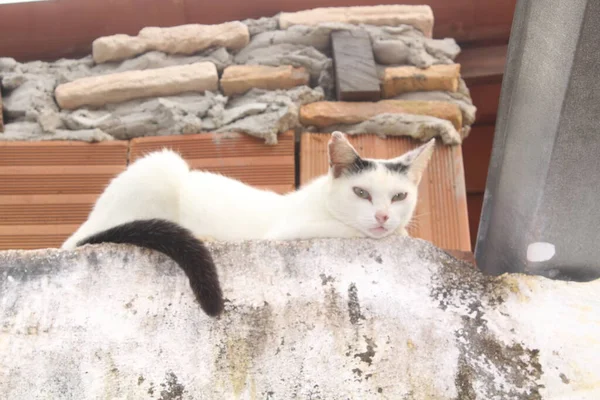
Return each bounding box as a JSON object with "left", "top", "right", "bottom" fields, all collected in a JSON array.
[{"left": 1, "top": 237, "right": 598, "bottom": 399}]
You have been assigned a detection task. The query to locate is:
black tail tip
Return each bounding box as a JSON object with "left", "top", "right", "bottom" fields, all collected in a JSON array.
[
  {"left": 201, "top": 295, "right": 225, "bottom": 317},
  {"left": 75, "top": 218, "right": 227, "bottom": 318},
  {"left": 191, "top": 278, "right": 225, "bottom": 317}
]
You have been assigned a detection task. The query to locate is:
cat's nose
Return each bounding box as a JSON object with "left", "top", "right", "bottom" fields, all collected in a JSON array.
[{"left": 375, "top": 211, "right": 389, "bottom": 224}]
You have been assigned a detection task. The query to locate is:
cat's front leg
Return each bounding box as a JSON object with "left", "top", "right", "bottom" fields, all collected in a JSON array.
[{"left": 264, "top": 219, "right": 363, "bottom": 241}]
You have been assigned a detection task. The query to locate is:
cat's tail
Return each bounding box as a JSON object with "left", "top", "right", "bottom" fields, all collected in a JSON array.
[{"left": 76, "top": 219, "right": 224, "bottom": 317}]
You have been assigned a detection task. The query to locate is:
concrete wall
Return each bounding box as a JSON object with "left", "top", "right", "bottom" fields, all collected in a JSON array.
[
  {"left": 1, "top": 237, "right": 598, "bottom": 398},
  {"left": 476, "top": 0, "right": 600, "bottom": 281}
]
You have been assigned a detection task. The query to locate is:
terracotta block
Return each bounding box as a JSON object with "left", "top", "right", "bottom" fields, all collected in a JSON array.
[
  {"left": 0, "top": 225, "right": 79, "bottom": 251},
  {"left": 0, "top": 141, "right": 128, "bottom": 250},
  {"left": 300, "top": 100, "right": 462, "bottom": 130},
  {"left": 382, "top": 64, "right": 461, "bottom": 98},
  {"left": 93, "top": 21, "right": 249, "bottom": 63},
  {"left": 220, "top": 65, "right": 309, "bottom": 96},
  {"left": 0, "top": 195, "right": 97, "bottom": 226},
  {"left": 55, "top": 62, "right": 218, "bottom": 110},
  {"left": 0, "top": 140, "right": 129, "bottom": 167},
  {"left": 279, "top": 5, "right": 434, "bottom": 38},
  {"left": 300, "top": 133, "right": 471, "bottom": 251},
  {"left": 130, "top": 131, "right": 295, "bottom": 194}
]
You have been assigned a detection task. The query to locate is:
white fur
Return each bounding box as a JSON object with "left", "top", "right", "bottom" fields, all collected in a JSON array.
[{"left": 61, "top": 133, "right": 434, "bottom": 249}]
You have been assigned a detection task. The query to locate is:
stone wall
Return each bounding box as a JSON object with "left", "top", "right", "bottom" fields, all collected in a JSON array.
[
  {"left": 0, "top": 6, "right": 476, "bottom": 145},
  {"left": 1, "top": 237, "right": 598, "bottom": 398}
]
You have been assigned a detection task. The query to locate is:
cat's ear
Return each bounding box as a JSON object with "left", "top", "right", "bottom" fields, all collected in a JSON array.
[
  {"left": 399, "top": 139, "right": 436, "bottom": 185},
  {"left": 328, "top": 131, "right": 360, "bottom": 179}
]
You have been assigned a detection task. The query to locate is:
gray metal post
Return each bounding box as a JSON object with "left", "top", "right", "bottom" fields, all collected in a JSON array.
[{"left": 475, "top": 0, "right": 600, "bottom": 281}]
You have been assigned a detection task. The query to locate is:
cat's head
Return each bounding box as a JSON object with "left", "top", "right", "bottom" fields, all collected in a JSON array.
[{"left": 325, "top": 131, "right": 435, "bottom": 238}]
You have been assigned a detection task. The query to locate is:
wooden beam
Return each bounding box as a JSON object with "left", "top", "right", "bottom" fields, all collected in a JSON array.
[
  {"left": 463, "top": 125, "right": 495, "bottom": 193},
  {"left": 469, "top": 82, "right": 502, "bottom": 125},
  {"left": 331, "top": 30, "right": 381, "bottom": 101},
  {"left": 457, "top": 44, "right": 507, "bottom": 85}
]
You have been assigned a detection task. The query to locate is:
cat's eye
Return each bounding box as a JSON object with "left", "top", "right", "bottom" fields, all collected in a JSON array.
[
  {"left": 392, "top": 192, "right": 408, "bottom": 202},
  {"left": 353, "top": 186, "right": 371, "bottom": 200}
]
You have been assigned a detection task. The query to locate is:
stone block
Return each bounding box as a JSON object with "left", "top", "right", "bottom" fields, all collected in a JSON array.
[
  {"left": 92, "top": 34, "right": 148, "bottom": 65},
  {"left": 93, "top": 22, "right": 249, "bottom": 64},
  {"left": 1, "top": 237, "right": 598, "bottom": 398},
  {"left": 331, "top": 30, "right": 380, "bottom": 101},
  {"left": 279, "top": 5, "right": 434, "bottom": 38},
  {"left": 55, "top": 62, "right": 218, "bottom": 110},
  {"left": 139, "top": 22, "right": 249, "bottom": 54},
  {"left": 300, "top": 100, "right": 462, "bottom": 130},
  {"left": 220, "top": 65, "right": 309, "bottom": 96},
  {"left": 382, "top": 64, "right": 461, "bottom": 98}
]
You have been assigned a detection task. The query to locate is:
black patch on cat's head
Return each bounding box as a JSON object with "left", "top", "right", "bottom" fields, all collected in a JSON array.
[
  {"left": 383, "top": 162, "right": 409, "bottom": 174},
  {"left": 344, "top": 157, "right": 376, "bottom": 176}
]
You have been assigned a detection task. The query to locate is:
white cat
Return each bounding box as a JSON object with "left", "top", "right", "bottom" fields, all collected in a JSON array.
[
  {"left": 62, "top": 131, "right": 435, "bottom": 249},
  {"left": 65, "top": 131, "right": 434, "bottom": 316}
]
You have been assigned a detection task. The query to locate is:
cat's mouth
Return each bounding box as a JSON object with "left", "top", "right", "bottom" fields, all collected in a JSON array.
[{"left": 369, "top": 226, "right": 389, "bottom": 235}]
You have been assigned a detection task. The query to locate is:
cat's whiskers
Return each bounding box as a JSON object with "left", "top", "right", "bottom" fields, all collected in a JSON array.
[
  {"left": 406, "top": 218, "right": 421, "bottom": 228},
  {"left": 411, "top": 211, "right": 431, "bottom": 220},
  {"left": 404, "top": 211, "right": 431, "bottom": 231},
  {"left": 408, "top": 212, "right": 430, "bottom": 225}
]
